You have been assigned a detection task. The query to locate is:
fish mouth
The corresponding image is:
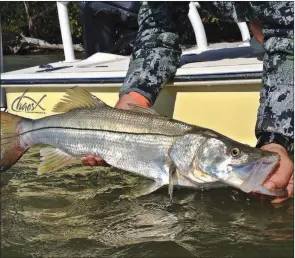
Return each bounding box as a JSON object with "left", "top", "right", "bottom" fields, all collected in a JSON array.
[{"left": 229, "top": 154, "right": 287, "bottom": 197}]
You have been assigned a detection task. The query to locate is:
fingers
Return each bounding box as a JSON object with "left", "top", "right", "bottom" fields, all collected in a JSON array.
[
  {"left": 94, "top": 156, "right": 109, "bottom": 166},
  {"left": 249, "top": 191, "right": 276, "bottom": 202},
  {"left": 286, "top": 173, "right": 294, "bottom": 197},
  {"left": 258, "top": 143, "right": 294, "bottom": 204},
  {"left": 263, "top": 161, "right": 293, "bottom": 190},
  {"left": 249, "top": 174, "right": 293, "bottom": 203},
  {"left": 261, "top": 144, "right": 294, "bottom": 189},
  {"left": 248, "top": 20, "right": 264, "bottom": 43},
  {"left": 81, "top": 154, "right": 109, "bottom": 167},
  {"left": 271, "top": 173, "right": 294, "bottom": 204},
  {"left": 115, "top": 94, "right": 137, "bottom": 110}
]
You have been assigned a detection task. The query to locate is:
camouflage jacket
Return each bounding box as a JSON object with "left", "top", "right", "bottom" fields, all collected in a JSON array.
[{"left": 120, "top": 1, "right": 294, "bottom": 149}]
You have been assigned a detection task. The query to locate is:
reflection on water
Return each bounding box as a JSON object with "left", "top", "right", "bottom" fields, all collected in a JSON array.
[{"left": 1, "top": 147, "right": 294, "bottom": 258}]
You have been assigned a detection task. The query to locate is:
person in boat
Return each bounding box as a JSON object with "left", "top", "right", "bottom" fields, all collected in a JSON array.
[{"left": 82, "top": 2, "right": 294, "bottom": 203}]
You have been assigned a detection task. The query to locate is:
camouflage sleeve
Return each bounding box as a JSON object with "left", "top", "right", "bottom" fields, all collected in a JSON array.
[
  {"left": 119, "top": 2, "right": 190, "bottom": 105},
  {"left": 120, "top": 1, "right": 294, "bottom": 145},
  {"left": 199, "top": 1, "right": 294, "bottom": 146},
  {"left": 254, "top": 2, "right": 294, "bottom": 143}
]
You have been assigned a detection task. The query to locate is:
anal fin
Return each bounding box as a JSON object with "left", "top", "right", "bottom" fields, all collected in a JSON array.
[{"left": 38, "top": 147, "right": 78, "bottom": 175}]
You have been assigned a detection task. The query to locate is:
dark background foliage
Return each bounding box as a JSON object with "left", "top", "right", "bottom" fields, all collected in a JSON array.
[{"left": 0, "top": 1, "right": 242, "bottom": 55}]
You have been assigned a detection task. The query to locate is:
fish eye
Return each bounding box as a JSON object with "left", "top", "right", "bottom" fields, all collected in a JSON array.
[{"left": 230, "top": 148, "right": 240, "bottom": 157}]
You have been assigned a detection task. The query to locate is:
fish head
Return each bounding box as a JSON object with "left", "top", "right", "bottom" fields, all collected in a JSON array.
[{"left": 193, "top": 136, "right": 286, "bottom": 197}]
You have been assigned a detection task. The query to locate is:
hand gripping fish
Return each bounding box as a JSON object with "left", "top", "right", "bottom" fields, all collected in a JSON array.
[{"left": 0, "top": 87, "right": 287, "bottom": 198}]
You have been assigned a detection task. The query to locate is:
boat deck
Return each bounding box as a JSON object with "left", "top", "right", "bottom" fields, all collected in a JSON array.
[
  {"left": 1, "top": 42, "right": 265, "bottom": 146},
  {"left": 1, "top": 42, "right": 263, "bottom": 86}
]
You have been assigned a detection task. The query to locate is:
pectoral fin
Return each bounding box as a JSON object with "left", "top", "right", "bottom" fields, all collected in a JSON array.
[
  {"left": 168, "top": 164, "right": 176, "bottom": 201},
  {"left": 120, "top": 180, "right": 164, "bottom": 200},
  {"left": 38, "top": 147, "right": 78, "bottom": 175}
]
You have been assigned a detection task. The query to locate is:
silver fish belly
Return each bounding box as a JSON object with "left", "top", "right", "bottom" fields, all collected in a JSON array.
[{"left": 25, "top": 127, "right": 176, "bottom": 183}]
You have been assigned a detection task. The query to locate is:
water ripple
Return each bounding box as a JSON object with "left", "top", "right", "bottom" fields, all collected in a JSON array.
[{"left": 1, "top": 147, "right": 293, "bottom": 257}]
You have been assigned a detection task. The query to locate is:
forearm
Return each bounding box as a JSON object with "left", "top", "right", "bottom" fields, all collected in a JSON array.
[
  {"left": 119, "top": 2, "right": 189, "bottom": 105},
  {"left": 255, "top": 2, "right": 294, "bottom": 153}
]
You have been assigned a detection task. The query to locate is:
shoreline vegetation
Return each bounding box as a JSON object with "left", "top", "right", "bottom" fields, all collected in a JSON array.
[
  {"left": 3, "top": 32, "right": 85, "bottom": 55},
  {"left": 1, "top": 1, "right": 83, "bottom": 55},
  {"left": 1, "top": 2, "right": 244, "bottom": 56}
]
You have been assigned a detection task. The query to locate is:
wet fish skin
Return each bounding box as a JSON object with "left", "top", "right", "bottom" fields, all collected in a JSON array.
[
  {"left": 19, "top": 118, "right": 221, "bottom": 188},
  {"left": 0, "top": 87, "right": 285, "bottom": 197},
  {"left": 189, "top": 135, "right": 283, "bottom": 195}
]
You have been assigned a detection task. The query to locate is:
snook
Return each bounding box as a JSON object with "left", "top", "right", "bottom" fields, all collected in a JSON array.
[{"left": 0, "top": 87, "right": 286, "bottom": 198}]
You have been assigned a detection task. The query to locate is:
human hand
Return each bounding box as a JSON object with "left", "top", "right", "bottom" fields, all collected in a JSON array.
[
  {"left": 81, "top": 92, "right": 150, "bottom": 166},
  {"left": 261, "top": 143, "right": 294, "bottom": 203},
  {"left": 115, "top": 92, "right": 150, "bottom": 109},
  {"left": 248, "top": 20, "right": 264, "bottom": 43}
]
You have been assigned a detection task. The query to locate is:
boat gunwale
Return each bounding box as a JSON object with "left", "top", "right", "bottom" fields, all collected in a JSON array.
[{"left": 1, "top": 71, "right": 262, "bottom": 86}]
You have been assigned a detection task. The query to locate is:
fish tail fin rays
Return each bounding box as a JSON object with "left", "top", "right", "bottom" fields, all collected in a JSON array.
[
  {"left": 38, "top": 147, "right": 79, "bottom": 175},
  {"left": 0, "top": 112, "right": 31, "bottom": 172}
]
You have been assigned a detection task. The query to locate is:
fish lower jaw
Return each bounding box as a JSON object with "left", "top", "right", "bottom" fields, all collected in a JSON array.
[
  {"left": 238, "top": 160, "right": 282, "bottom": 195},
  {"left": 222, "top": 176, "right": 245, "bottom": 190}
]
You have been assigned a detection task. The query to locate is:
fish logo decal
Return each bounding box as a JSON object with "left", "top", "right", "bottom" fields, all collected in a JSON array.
[{"left": 11, "top": 89, "right": 47, "bottom": 113}]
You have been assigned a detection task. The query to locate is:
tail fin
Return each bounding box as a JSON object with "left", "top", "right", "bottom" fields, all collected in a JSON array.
[{"left": 1, "top": 112, "right": 30, "bottom": 172}]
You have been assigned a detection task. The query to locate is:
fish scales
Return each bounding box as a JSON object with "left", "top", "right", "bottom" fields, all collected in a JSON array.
[
  {"left": 22, "top": 127, "right": 177, "bottom": 181},
  {"left": 27, "top": 106, "right": 195, "bottom": 136}
]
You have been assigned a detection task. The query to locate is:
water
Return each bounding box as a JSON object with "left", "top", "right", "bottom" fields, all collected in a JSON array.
[{"left": 1, "top": 55, "right": 294, "bottom": 258}]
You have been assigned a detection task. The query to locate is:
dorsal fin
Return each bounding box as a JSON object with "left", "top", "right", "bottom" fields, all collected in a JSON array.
[
  {"left": 127, "top": 103, "right": 160, "bottom": 116},
  {"left": 53, "top": 87, "right": 106, "bottom": 113}
]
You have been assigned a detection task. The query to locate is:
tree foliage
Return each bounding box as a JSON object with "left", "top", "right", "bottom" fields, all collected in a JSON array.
[
  {"left": 0, "top": 1, "right": 242, "bottom": 53},
  {"left": 0, "top": 1, "right": 82, "bottom": 44}
]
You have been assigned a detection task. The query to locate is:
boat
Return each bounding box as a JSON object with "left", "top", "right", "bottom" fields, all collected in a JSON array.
[{"left": 0, "top": 2, "right": 265, "bottom": 146}]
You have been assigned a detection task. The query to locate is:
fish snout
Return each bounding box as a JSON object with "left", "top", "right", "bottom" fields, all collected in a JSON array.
[{"left": 229, "top": 153, "right": 286, "bottom": 196}]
